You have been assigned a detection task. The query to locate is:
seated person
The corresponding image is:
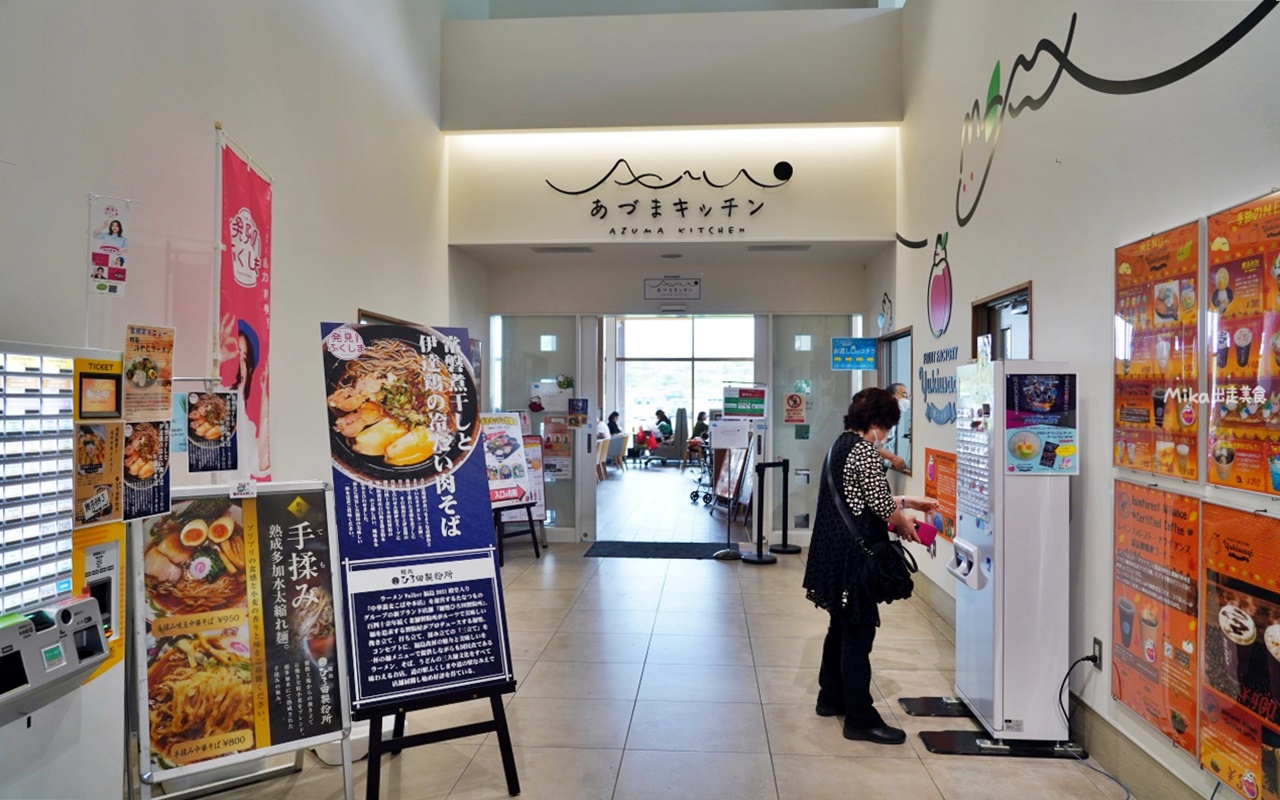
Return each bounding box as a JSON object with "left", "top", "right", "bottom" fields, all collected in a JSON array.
[
  {"left": 607, "top": 411, "right": 622, "bottom": 436},
  {"left": 689, "top": 411, "right": 709, "bottom": 445},
  {"left": 653, "top": 409, "right": 673, "bottom": 441},
  {"left": 595, "top": 416, "right": 610, "bottom": 439}
]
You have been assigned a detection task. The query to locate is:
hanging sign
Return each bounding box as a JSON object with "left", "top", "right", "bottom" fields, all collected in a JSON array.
[
  {"left": 185, "top": 392, "right": 239, "bottom": 473},
  {"left": 319, "top": 322, "right": 512, "bottom": 713},
  {"left": 218, "top": 137, "right": 273, "bottom": 481},
  {"left": 123, "top": 325, "right": 174, "bottom": 521},
  {"left": 88, "top": 196, "right": 129, "bottom": 297},
  {"left": 831, "top": 337, "right": 877, "bottom": 371}
]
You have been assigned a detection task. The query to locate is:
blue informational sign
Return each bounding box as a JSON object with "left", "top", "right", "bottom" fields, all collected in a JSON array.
[
  {"left": 831, "top": 337, "right": 878, "bottom": 371},
  {"left": 320, "top": 322, "right": 512, "bottom": 712},
  {"left": 1004, "top": 373, "right": 1079, "bottom": 475}
]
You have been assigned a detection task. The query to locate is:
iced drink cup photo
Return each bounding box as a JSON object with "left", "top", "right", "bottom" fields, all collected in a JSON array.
[
  {"left": 1152, "top": 388, "right": 1167, "bottom": 428},
  {"left": 1141, "top": 606, "right": 1160, "bottom": 663},
  {"left": 1156, "top": 338, "right": 1171, "bottom": 374},
  {"left": 1213, "top": 443, "right": 1236, "bottom": 481},
  {"left": 1219, "top": 604, "right": 1256, "bottom": 697},
  {"left": 1217, "top": 330, "right": 1232, "bottom": 368},
  {"left": 1118, "top": 597, "right": 1136, "bottom": 648},
  {"left": 1236, "top": 327, "right": 1254, "bottom": 368},
  {"left": 1176, "top": 443, "right": 1190, "bottom": 476}
]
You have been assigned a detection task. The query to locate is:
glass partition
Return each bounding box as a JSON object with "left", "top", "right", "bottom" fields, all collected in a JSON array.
[
  {"left": 770, "top": 315, "right": 859, "bottom": 532},
  {"left": 494, "top": 315, "right": 578, "bottom": 528}
]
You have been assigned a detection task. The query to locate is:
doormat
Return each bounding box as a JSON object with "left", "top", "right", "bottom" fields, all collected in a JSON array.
[{"left": 584, "top": 541, "right": 739, "bottom": 560}]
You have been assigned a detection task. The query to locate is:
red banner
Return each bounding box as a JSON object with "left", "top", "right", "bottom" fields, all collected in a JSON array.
[{"left": 218, "top": 143, "right": 272, "bottom": 481}]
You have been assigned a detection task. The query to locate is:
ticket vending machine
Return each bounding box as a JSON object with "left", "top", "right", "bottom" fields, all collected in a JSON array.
[
  {"left": 0, "top": 341, "right": 129, "bottom": 799},
  {"left": 910, "top": 360, "right": 1080, "bottom": 756}
]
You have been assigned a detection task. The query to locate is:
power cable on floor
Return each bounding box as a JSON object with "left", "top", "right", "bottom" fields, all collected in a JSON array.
[{"left": 1058, "top": 655, "right": 1133, "bottom": 800}]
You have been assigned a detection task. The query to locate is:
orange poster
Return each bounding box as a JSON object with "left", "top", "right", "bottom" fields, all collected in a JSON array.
[
  {"left": 1200, "top": 503, "right": 1280, "bottom": 799},
  {"left": 1208, "top": 191, "right": 1280, "bottom": 497},
  {"left": 1114, "top": 222, "right": 1201, "bottom": 481},
  {"left": 923, "top": 448, "right": 956, "bottom": 541},
  {"left": 1112, "top": 481, "right": 1199, "bottom": 755}
]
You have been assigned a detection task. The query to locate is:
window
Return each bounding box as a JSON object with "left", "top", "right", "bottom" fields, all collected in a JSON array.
[
  {"left": 615, "top": 315, "right": 754, "bottom": 432},
  {"left": 972, "top": 283, "right": 1032, "bottom": 360},
  {"left": 877, "top": 327, "right": 913, "bottom": 475}
]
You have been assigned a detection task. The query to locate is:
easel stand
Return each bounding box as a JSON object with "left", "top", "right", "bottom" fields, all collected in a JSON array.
[
  {"left": 742, "top": 459, "right": 788, "bottom": 565},
  {"left": 362, "top": 680, "right": 521, "bottom": 800},
  {"left": 712, "top": 436, "right": 755, "bottom": 561},
  {"left": 494, "top": 502, "right": 540, "bottom": 566}
]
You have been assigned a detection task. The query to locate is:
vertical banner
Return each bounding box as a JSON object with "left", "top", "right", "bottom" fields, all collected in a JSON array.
[
  {"left": 923, "top": 448, "right": 956, "bottom": 541},
  {"left": 185, "top": 391, "right": 239, "bottom": 473},
  {"left": 479, "top": 412, "right": 532, "bottom": 509},
  {"left": 1004, "top": 374, "right": 1079, "bottom": 475},
  {"left": 1208, "top": 191, "right": 1280, "bottom": 496},
  {"left": 502, "top": 436, "right": 546, "bottom": 524},
  {"left": 320, "top": 323, "right": 512, "bottom": 712},
  {"left": 1111, "top": 481, "right": 1199, "bottom": 756},
  {"left": 135, "top": 488, "right": 342, "bottom": 779},
  {"left": 88, "top": 197, "right": 129, "bottom": 297},
  {"left": 123, "top": 325, "right": 174, "bottom": 521},
  {"left": 1114, "top": 222, "right": 1201, "bottom": 478},
  {"left": 1200, "top": 503, "right": 1280, "bottom": 800},
  {"left": 218, "top": 138, "right": 272, "bottom": 482}
]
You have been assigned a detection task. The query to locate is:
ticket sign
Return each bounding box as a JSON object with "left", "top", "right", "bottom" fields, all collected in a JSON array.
[
  {"left": 724, "top": 386, "right": 766, "bottom": 419},
  {"left": 319, "top": 322, "right": 512, "bottom": 713},
  {"left": 1111, "top": 482, "right": 1199, "bottom": 756},
  {"left": 831, "top": 337, "right": 877, "bottom": 371},
  {"left": 1200, "top": 503, "right": 1280, "bottom": 800}
]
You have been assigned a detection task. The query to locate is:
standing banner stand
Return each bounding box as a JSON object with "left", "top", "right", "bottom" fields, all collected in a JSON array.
[
  {"left": 710, "top": 434, "right": 752, "bottom": 562},
  {"left": 494, "top": 502, "right": 539, "bottom": 566},
  {"left": 131, "top": 481, "right": 354, "bottom": 800},
  {"left": 319, "top": 322, "right": 519, "bottom": 800}
]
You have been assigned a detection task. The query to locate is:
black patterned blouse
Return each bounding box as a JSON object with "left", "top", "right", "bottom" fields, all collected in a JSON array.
[{"left": 802, "top": 432, "right": 894, "bottom": 626}]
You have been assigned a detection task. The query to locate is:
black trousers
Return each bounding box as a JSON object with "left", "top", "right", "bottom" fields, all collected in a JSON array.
[{"left": 817, "top": 612, "right": 882, "bottom": 729}]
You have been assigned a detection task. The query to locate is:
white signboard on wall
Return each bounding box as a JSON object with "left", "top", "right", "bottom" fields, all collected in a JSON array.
[{"left": 644, "top": 276, "right": 701, "bottom": 301}]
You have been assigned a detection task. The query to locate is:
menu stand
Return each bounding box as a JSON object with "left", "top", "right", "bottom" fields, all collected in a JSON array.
[
  {"left": 494, "top": 502, "right": 540, "bottom": 566},
  {"left": 361, "top": 681, "right": 520, "bottom": 799}
]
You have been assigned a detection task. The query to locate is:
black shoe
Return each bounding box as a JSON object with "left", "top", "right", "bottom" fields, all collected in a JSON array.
[
  {"left": 842, "top": 724, "right": 907, "bottom": 745},
  {"left": 815, "top": 702, "right": 841, "bottom": 718}
]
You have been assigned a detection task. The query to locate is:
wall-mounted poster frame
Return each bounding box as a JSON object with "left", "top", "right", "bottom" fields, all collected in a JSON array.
[
  {"left": 1206, "top": 190, "right": 1280, "bottom": 497},
  {"left": 1114, "top": 221, "right": 1203, "bottom": 482},
  {"left": 1111, "top": 481, "right": 1200, "bottom": 756}
]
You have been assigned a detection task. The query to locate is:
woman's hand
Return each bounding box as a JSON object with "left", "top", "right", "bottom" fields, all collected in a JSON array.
[
  {"left": 887, "top": 454, "right": 907, "bottom": 472},
  {"left": 901, "top": 496, "right": 940, "bottom": 514},
  {"left": 888, "top": 508, "right": 920, "bottom": 543}
]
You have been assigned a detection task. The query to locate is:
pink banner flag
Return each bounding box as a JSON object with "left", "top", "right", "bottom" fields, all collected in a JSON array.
[{"left": 218, "top": 142, "right": 272, "bottom": 480}]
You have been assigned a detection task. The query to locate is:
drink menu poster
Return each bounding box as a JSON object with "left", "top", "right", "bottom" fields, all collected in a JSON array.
[
  {"left": 1111, "top": 481, "right": 1199, "bottom": 755},
  {"left": 923, "top": 448, "right": 956, "bottom": 542},
  {"left": 1114, "top": 222, "right": 1201, "bottom": 479},
  {"left": 1208, "top": 191, "right": 1280, "bottom": 497},
  {"left": 1200, "top": 503, "right": 1280, "bottom": 800}
]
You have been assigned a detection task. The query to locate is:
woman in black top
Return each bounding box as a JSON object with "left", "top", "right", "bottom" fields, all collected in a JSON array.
[
  {"left": 690, "top": 411, "right": 709, "bottom": 441},
  {"left": 803, "top": 388, "right": 938, "bottom": 745},
  {"left": 607, "top": 411, "right": 622, "bottom": 436}
]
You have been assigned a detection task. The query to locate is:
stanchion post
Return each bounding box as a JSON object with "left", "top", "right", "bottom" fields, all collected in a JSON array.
[
  {"left": 742, "top": 461, "right": 777, "bottom": 565},
  {"left": 770, "top": 458, "right": 800, "bottom": 555}
]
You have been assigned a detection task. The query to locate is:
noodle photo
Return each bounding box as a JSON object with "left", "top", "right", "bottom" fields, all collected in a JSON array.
[
  {"left": 124, "top": 422, "right": 164, "bottom": 484},
  {"left": 323, "top": 324, "right": 479, "bottom": 487},
  {"left": 188, "top": 393, "right": 229, "bottom": 442},
  {"left": 147, "top": 632, "right": 254, "bottom": 767}
]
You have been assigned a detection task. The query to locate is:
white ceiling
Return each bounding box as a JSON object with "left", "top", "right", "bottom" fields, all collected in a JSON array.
[{"left": 453, "top": 239, "right": 894, "bottom": 272}]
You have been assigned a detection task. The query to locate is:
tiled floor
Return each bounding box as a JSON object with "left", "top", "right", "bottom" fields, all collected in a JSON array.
[
  {"left": 214, "top": 543, "right": 1127, "bottom": 800},
  {"left": 594, "top": 459, "right": 754, "bottom": 543}
]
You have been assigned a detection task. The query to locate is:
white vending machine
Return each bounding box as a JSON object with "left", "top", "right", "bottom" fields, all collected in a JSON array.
[{"left": 924, "top": 360, "right": 1078, "bottom": 753}]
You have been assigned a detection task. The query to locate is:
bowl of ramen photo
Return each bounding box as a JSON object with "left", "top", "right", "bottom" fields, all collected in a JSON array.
[
  {"left": 323, "top": 324, "right": 480, "bottom": 488},
  {"left": 142, "top": 498, "right": 247, "bottom": 615},
  {"left": 187, "top": 393, "right": 230, "bottom": 444},
  {"left": 124, "top": 422, "right": 167, "bottom": 487},
  {"left": 146, "top": 629, "right": 254, "bottom": 768}
]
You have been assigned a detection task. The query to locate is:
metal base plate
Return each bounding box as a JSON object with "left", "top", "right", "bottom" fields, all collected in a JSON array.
[
  {"left": 769, "top": 544, "right": 801, "bottom": 555},
  {"left": 899, "top": 696, "right": 973, "bottom": 717},
  {"left": 918, "top": 730, "right": 1087, "bottom": 759},
  {"left": 741, "top": 552, "right": 777, "bottom": 565},
  {"left": 713, "top": 548, "right": 743, "bottom": 561}
]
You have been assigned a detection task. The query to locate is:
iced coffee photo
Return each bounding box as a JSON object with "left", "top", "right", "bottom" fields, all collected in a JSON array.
[{"left": 1216, "top": 603, "right": 1256, "bottom": 698}]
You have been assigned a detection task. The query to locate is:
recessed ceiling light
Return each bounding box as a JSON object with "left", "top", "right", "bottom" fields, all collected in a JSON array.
[{"left": 661, "top": 253, "right": 682, "bottom": 259}]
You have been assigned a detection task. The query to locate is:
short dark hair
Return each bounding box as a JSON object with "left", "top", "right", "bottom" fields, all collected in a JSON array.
[
  {"left": 888, "top": 383, "right": 906, "bottom": 396},
  {"left": 844, "top": 387, "right": 901, "bottom": 431}
]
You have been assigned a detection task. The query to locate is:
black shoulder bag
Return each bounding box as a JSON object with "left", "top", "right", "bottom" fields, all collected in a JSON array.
[{"left": 823, "top": 443, "right": 917, "bottom": 606}]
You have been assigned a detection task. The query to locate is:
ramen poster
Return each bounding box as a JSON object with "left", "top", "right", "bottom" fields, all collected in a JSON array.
[
  {"left": 1003, "top": 373, "right": 1079, "bottom": 475},
  {"left": 320, "top": 322, "right": 513, "bottom": 711},
  {"left": 136, "top": 489, "right": 342, "bottom": 776}
]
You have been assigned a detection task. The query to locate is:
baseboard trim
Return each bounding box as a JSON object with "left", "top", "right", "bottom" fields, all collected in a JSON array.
[
  {"left": 913, "top": 572, "right": 956, "bottom": 630},
  {"left": 1071, "top": 701, "right": 1204, "bottom": 800}
]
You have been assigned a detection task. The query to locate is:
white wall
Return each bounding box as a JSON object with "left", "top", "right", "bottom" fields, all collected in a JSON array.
[
  {"left": 485, "top": 256, "right": 872, "bottom": 315},
  {"left": 896, "top": 0, "right": 1280, "bottom": 790},
  {"left": 448, "top": 245, "right": 492, "bottom": 342},
  {"left": 449, "top": 127, "right": 898, "bottom": 244},
  {"left": 0, "top": 0, "right": 448, "bottom": 484},
  {"left": 441, "top": 9, "right": 901, "bottom": 130}
]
